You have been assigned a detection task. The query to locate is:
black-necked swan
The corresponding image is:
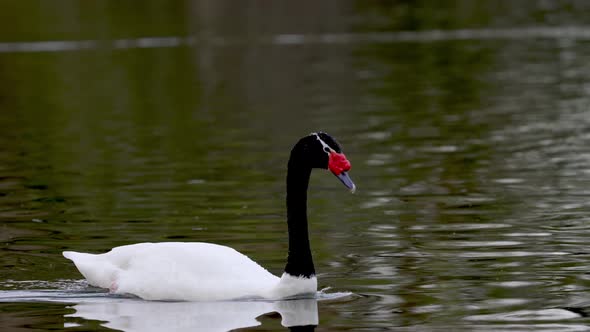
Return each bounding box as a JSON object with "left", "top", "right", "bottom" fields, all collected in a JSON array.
[{"left": 63, "top": 132, "right": 355, "bottom": 301}]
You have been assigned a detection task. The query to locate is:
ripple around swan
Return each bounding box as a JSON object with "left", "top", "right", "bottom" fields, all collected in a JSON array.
[
  {"left": 464, "top": 308, "right": 582, "bottom": 322},
  {"left": 465, "top": 324, "right": 590, "bottom": 332},
  {"left": 457, "top": 251, "right": 570, "bottom": 258},
  {"left": 0, "top": 279, "right": 91, "bottom": 292},
  {"left": 0, "top": 284, "right": 352, "bottom": 304},
  {"left": 432, "top": 240, "right": 523, "bottom": 248},
  {"left": 461, "top": 309, "right": 590, "bottom": 332}
]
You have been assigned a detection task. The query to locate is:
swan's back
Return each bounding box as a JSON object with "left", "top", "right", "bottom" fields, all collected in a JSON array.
[{"left": 64, "top": 242, "right": 280, "bottom": 301}]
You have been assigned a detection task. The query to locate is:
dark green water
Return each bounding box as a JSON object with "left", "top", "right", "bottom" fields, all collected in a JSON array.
[{"left": 3, "top": 1, "right": 590, "bottom": 331}]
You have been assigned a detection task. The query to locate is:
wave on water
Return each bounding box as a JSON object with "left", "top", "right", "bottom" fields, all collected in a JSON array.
[{"left": 3, "top": 27, "right": 590, "bottom": 53}]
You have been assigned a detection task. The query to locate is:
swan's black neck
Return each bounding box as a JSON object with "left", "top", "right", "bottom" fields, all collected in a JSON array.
[{"left": 284, "top": 146, "right": 316, "bottom": 278}]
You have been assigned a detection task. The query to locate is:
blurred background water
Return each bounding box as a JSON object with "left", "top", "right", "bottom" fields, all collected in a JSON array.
[{"left": 3, "top": 1, "right": 590, "bottom": 331}]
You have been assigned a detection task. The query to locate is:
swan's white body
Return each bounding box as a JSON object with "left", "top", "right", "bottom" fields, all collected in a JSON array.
[{"left": 63, "top": 242, "right": 317, "bottom": 301}]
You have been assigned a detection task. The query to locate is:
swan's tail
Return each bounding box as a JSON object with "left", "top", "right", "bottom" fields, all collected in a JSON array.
[
  {"left": 63, "top": 250, "right": 84, "bottom": 261},
  {"left": 63, "top": 251, "right": 119, "bottom": 289}
]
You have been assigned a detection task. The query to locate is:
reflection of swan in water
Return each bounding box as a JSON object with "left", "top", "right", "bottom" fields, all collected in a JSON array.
[
  {"left": 66, "top": 298, "right": 319, "bottom": 332},
  {"left": 0, "top": 282, "right": 350, "bottom": 331}
]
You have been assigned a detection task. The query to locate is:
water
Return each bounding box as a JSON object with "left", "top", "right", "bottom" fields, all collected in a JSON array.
[{"left": 3, "top": 1, "right": 590, "bottom": 331}]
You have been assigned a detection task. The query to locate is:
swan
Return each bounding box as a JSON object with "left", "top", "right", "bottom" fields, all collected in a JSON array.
[{"left": 63, "top": 132, "right": 355, "bottom": 301}]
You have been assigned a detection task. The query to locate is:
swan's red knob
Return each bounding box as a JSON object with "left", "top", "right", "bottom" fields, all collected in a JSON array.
[{"left": 328, "top": 151, "right": 351, "bottom": 175}]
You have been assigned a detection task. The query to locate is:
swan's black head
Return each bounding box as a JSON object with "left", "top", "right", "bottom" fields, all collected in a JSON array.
[{"left": 291, "top": 132, "right": 355, "bottom": 192}]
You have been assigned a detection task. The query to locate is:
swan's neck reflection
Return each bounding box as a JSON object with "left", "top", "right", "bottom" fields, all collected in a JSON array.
[{"left": 66, "top": 298, "right": 318, "bottom": 332}]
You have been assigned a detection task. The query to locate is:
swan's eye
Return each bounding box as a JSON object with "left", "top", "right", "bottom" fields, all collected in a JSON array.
[{"left": 313, "top": 132, "right": 334, "bottom": 155}]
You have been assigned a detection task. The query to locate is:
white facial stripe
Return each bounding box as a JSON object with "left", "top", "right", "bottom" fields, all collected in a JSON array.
[{"left": 313, "top": 133, "right": 334, "bottom": 154}]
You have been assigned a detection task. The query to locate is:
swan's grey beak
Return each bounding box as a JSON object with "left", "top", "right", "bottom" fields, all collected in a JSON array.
[{"left": 336, "top": 172, "right": 356, "bottom": 193}]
